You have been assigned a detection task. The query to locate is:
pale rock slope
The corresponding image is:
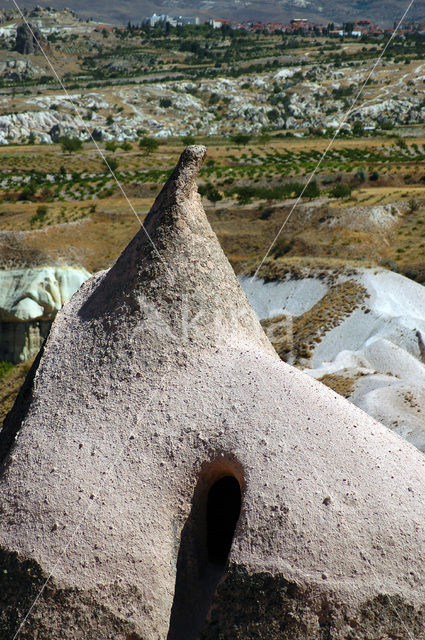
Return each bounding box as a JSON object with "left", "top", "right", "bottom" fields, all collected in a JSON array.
[
  {"left": 0, "top": 265, "right": 90, "bottom": 362},
  {"left": 1, "top": 147, "right": 425, "bottom": 639},
  {"left": 242, "top": 268, "right": 425, "bottom": 451},
  {"left": 0, "top": 265, "right": 90, "bottom": 322}
]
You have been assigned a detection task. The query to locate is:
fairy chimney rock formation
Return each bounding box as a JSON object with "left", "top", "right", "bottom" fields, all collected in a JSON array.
[
  {"left": 14, "top": 23, "right": 44, "bottom": 55},
  {"left": 1, "top": 146, "right": 425, "bottom": 639}
]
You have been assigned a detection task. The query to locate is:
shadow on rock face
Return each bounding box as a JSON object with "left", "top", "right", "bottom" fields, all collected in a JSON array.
[{"left": 167, "top": 461, "right": 242, "bottom": 640}]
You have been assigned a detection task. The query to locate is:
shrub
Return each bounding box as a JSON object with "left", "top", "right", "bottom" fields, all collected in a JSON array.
[
  {"left": 330, "top": 183, "right": 352, "bottom": 199},
  {"left": 273, "top": 238, "right": 295, "bottom": 259},
  {"left": 91, "top": 129, "right": 103, "bottom": 142},
  {"left": 182, "top": 135, "right": 196, "bottom": 146},
  {"left": 139, "top": 137, "right": 159, "bottom": 155},
  {"left": 105, "top": 141, "right": 117, "bottom": 152},
  {"left": 259, "top": 207, "right": 273, "bottom": 220},
  {"left": 159, "top": 97, "right": 172, "bottom": 108},
  {"left": 355, "top": 168, "right": 367, "bottom": 182},
  {"left": 268, "top": 108, "right": 280, "bottom": 122},
  {"left": 0, "top": 361, "right": 14, "bottom": 379},
  {"left": 198, "top": 182, "right": 222, "bottom": 206},
  {"left": 209, "top": 93, "right": 220, "bottom": 105},
  {"left": 230, "top": 133, "right": 252, "bottom": 146},
  {"left": 103, "top": 156, "right": 119, "bottom": 172},
  {"left": 369, "top": 170, "right": 379, "bottom": 181},
  {"left": 379, "top": 258, "right": 399, "bottom": 272},
  {"left": 408, "top": 197, "right": 419, "bottom": 214},
  {"left": 60, "top": 136, "right": 82, "bottom": 153},
  {"left": 303, "top": 180, "right": 321, "bottom": 200},
  {"left": 36, "top": 205, "right": 48, "bottom": 217},
  {"left": 30, "top": 205, "right": 48, "bottom": 225},
  {"left": 352, "top": 121, "right": 364, "bottom": 136}
]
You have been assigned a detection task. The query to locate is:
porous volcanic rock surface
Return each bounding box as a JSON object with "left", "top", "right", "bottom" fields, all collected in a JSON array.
[{"left": 1, "top": 146, "right": 425, "bottom": 639}]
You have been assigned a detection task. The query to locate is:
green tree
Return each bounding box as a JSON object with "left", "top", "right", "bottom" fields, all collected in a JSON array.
[
  {"left": 19, "top": 182, "right": 36, "bottom": 201},
  {"left": 139, "top": 137, "right": 159, "bottom": 155},
  {"left": 352, "top": 121, "right": 364, "bottom": 136},
  {"left": 60, "top": 136, "right": 83, "bottom": 153},
  {"left": 303, "top": 180, "right": 321, "bottom": 200},
  {"left": 235, "top": 185, "right": 256, "bottom": 204},
  {"left": 355, "top": 168, "right": 367, "bottom": 182},
  {"left": 103, "top": 156, "right": 119, "bottom": 172},
  {"left": 231, "top": 133, "right": 252, "bottom": 146},
  {"left": 182, "top": 135, "right": 196, "bottom": 146},
  {"left": 159, "top": 97, "right": 172, "bottom": 108},
  {"left": 198, "top": 183, "right": 222, "bottom": 207},
  {"left": 330, "top": 183, "right": 352, "bottom": 199}
]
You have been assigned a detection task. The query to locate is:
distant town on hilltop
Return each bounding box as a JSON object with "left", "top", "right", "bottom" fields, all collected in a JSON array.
[{"left": 138, "top": 13, "right": 425, "bottom": 36}]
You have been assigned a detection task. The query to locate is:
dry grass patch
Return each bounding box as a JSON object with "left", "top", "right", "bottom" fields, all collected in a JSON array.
[
  {"left": 260, "top": 279, "right": 369, "bottom": 365},
  {"left": 261, "top": 313, "right": 293, "bottom": 361},
  {"left": 0, "top": 359, "right": 33, "bottom": 430},
  {"left": 293, "top": 281, "right": 369, "bottom": 363},
  {"left": 317, "top": 373, "right": 359, "bottom": 398}
]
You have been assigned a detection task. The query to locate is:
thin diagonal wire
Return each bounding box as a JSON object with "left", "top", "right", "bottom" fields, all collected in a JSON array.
[
  {"left": 252, "top": 0, "right": 416, "bottom": 281},
  {"left": 11, "top": 0, "right": 172, "bottom": 277},
  {"left": 11, "top": 376, "right": 168, "bottom": 639}
]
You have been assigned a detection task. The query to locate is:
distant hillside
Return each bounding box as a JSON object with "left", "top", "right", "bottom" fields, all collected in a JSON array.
[{"left": 0, "top": 0, "right": 422, "bottom": 27}]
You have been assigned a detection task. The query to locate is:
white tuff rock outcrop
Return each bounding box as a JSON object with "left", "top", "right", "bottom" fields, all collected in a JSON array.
[
  {"left": 0, "top": 266, "right": 90, "bottom": 322},
  {"left": 0, "top": 266, "right": 90, "bottom": 362}
]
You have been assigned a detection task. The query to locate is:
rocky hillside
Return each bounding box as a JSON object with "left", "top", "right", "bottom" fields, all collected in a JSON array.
[
  {"left": 3, "top": 58, "right": 425, "bottom": 143},
  {"left": 0, "top": 8, "right": 424, "bottom": 146},
  {"left": 242, "top": 265, "right": 425, "bottom": 452},
  {"left": 0, "top": 14, "right": 423, "bottom": 144}
]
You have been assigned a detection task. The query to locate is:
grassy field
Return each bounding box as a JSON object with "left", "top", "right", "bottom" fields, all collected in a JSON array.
[{"left": 0, "top": 134, "right": 423, "bottom": 278}]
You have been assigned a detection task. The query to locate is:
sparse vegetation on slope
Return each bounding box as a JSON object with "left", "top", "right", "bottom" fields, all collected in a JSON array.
[
  {"left": 0, "top": 359, "right": 33, "bottom": 429},
  {"left": 261, "top": 280, "right": 369, "bottom": 364}
]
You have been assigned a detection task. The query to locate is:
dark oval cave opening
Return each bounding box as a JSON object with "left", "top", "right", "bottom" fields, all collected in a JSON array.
[
  {"left": 167, "top": 466, "right": 243, "bottom": 640},
  {"left": 207, "top": 475, "right": 241, "bottom": 566}
]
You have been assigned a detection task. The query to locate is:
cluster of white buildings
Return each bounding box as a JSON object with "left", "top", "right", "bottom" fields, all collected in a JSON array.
[{"left": 143, "top": 14, "right": 199, "bottom": 27}]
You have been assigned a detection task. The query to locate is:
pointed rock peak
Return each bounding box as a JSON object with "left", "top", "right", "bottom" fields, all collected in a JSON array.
[
  {"left": 138, "top": 144, "right": 207, "bottom": 242},
  {"left": 150, "top": 144, "right": 207, "bottom": 211},
  {"left": 79, "top": 146, "right": 274, "bottom": 354}
]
